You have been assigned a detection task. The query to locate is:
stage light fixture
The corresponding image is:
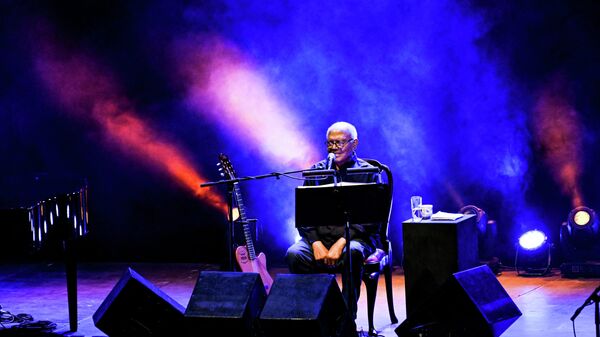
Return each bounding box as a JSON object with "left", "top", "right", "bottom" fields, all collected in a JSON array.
[
  {"left": 519, "top": 230, "right": 547, "bottom": 250},
  {"left": 573, "top": 209, "right": 591, "bottom": 226},
  {"left": 560, "top": 206, "right": 600, "bottom": 277},
  {"left": 460, "top": 205, "right": 497, "bottom": 263},
  {"left": 515, "top": 230, "right": 551, "bottom": 276},
  {"left": 568, "top": 206, "right": 597, "bottom": 233},
  {"left": 459, "top": 205, "right": 487, "bottom": 235},
  {"left": 561, "top": 206, "right": 598, "bottom": 254}
]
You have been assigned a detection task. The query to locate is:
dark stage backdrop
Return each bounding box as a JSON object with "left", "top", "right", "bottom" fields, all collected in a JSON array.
[{"left": 1, "top": 0, "right": 599, "bottom": 266}]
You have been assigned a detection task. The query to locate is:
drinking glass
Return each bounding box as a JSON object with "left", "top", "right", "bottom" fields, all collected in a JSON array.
[{"left": 411, "top": 196, "right": 423, "bottom": 222}]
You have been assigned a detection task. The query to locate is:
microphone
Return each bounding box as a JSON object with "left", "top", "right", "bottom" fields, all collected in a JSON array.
[{"left": 326, "top": 153, "right": 335, "bottom": 170}]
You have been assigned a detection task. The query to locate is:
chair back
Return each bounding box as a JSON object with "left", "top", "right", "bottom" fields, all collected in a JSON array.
[{"left": 363, "top": 159, "right": 393, "bottom": 255}]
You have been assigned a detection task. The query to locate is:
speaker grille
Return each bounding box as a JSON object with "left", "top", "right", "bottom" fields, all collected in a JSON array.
[
  {"left": 93, "top": 268, "right": 185, "bottom": 337},
  {"left": 259, "top": 274, "right": 352, "bottom": 337},
  {"left": 396, "top": 265, "right": 521, "bottom": 337},
  {"left": 184, "top": 271, "right": 266, "bottom": 337}
]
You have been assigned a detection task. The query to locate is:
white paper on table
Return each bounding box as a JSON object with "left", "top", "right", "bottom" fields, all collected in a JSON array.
[{"left": 429, "top": 211, "right": 464, "bottom": 221}]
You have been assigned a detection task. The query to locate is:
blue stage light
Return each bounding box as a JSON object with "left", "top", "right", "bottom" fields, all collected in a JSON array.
[
  {"left": 515, "top": 229, "right": 552, "bottom": 276},
  {"left": 518, "top": 230, "right": 547, "bottom": 250}
]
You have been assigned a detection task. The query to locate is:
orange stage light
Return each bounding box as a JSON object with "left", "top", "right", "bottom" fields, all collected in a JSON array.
[
  {"left": 34, "top": 40, "right": 227, "bottom": 214},
  {"left": 533, "top": 74, "right": 584, "bottom": 208}
]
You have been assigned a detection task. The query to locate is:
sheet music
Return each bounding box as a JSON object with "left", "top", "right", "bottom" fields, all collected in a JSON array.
[
  {"left": 297, "top": 181, "right": 376, "bottom": 188},
  {"left": 430, "top": 211, "right": 464, "bottom": 221}
]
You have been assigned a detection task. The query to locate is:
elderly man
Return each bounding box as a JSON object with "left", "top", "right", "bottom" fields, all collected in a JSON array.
[{"left": 286, "top": 121, "right": 380, "bottom": 319}]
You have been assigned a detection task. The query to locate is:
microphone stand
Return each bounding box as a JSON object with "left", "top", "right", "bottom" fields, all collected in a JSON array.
[
  {"left": 201, "top": 168, "right": 319, "bottom": 271},
  {"left": 571, "top": 284, "right": 600, "bottom": 337},
  {"left": 324, "top": 163, "right": 358, "bottom": 320},
  {"left": 302, "top": 168, "right": 358, "bottom": 321},
  {"left": 325, "top": 163, "right": 357, "bottom": 319},
  {"left": 201, "top": 168, "right": 312, "bottom": 187},
  {"left": 302, "top": 166, "right": 379, "bottom": 321}
]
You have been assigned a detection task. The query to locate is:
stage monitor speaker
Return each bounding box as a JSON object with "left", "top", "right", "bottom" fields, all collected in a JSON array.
[
  {"left": 396, "top": 265, "right": 521, "bottom": 337},
  {"left": 259, "top": 273, "right": 355, "bottom": 337},
  {"left": 184, "top": 271, "right": 267, "bottom": 337},
  {"left": 92, "top": 267, "right": 185, "bottom": 337}
]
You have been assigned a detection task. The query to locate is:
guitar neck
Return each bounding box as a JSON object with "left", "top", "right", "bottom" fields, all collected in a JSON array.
[{"left": 232, "top": 182, "right": 257, "bottom": 260}]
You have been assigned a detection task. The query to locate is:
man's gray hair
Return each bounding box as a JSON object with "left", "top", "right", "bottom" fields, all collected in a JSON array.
[{"left": 326, "top": 121, "right": 358, "bottom": 139}]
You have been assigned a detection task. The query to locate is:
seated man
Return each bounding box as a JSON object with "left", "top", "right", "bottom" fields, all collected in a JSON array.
[{"left": 286, "top": 121, "right": 380, "bottom": 319}]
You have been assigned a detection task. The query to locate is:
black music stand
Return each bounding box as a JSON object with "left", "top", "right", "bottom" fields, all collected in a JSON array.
[{"left": 295, "top": 182, "right": 389, "bottom": 316}]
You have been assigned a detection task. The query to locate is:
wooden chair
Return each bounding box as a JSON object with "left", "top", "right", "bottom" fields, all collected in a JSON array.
[{"left": 362, "top": 158, "right": 398, "bottom": 335}]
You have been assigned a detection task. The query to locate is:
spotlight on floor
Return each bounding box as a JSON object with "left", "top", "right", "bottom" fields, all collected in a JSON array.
[
  {"left": 515, "top": 230, "right": 551, "bottom": 276},
  {"left": 560, "top": 206, "right": 600, "bottom": 277}
]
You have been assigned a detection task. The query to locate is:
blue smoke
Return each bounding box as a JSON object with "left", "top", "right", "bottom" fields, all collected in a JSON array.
[
  {"left": 174, "top": 0, "right": 535, "bottom": 262},
  {"left": 5, "top": 0, "right": 595, "bottom": 263}
]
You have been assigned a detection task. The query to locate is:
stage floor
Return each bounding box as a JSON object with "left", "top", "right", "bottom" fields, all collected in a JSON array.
[{"left": 0, "top": 262, "right": 598, "bottom": 337}]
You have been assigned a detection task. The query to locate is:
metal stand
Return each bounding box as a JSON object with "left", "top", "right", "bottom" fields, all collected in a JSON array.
[
  {"left": 27, "top": 184, "right": 89, "bottom": 333},
  {"left": 571, "top": 285, "right": 600, "bottom": 337},
  {"left": 226, "top": 184, "right": 235, "bottom": 271},
  {"left": 343, "top": 211, "right": 355, "bottom": 316},
  {"left": 295, "top": 181, "right": 388, "bottom": 318},
  {"left": 64, "top": 238, "right": 78, "bottom": 331}
]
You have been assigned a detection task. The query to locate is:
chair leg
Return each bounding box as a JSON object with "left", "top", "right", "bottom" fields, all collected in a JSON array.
[
  {"left": 383, "top": 264, "right": 398, "bottom": 324},
  {"left": 363, "top": 274, "right": 379, "bottom": 336}
]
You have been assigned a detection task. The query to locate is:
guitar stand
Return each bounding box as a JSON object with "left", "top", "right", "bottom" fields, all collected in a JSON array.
[
  {"left": 226, "top": 180, "right": 259, "bottom": 272},
  {"left": 226, "top": 184, "right": 235, "bottom": 271},
  {"left": 201, "top": 158, "right": 309, "bottom": 272}
]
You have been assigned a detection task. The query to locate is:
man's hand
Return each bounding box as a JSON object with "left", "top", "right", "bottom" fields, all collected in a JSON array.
[
  {"left": 326, "top": 237, "right": 346, "bottom": 265},
  {"left": 312, "top": 241, "right": 329, "bottom": 262}
]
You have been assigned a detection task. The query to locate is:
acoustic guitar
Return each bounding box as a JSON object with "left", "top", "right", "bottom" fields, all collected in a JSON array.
[{"left": 218, "top": 153, "right": 273, "bottom": 293}]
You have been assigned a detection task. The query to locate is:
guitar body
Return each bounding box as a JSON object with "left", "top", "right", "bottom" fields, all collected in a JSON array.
[
  {"left": 235, "top": 245, "right": 273, "bottom": 293},
  {"left": 219, "top": 153, "right": 273, "bottom": 294}
]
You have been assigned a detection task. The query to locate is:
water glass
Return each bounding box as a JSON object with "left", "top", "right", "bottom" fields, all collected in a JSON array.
[{"left": 411, "top": 196, "right": 423, "bottom": 222}]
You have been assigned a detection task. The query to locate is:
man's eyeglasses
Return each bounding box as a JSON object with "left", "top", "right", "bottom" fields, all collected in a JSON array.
[{"left": 326, "top": 139, "right": 355, "bottom": 148}]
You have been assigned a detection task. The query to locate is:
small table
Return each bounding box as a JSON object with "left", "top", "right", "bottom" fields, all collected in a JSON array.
[{"left": 402, "top": 214, "right": 478, "bottom": 318}]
